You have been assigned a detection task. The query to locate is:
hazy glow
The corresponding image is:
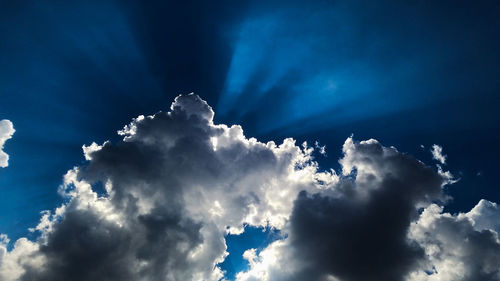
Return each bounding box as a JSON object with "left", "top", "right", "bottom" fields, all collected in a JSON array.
[{"left": 216, "top": 11, "right": 391, "bottom": 134}]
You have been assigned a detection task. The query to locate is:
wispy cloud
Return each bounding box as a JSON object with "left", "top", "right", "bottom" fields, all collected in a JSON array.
[{"left": 431, "top": 144, "right": 447, "bottom": 165}]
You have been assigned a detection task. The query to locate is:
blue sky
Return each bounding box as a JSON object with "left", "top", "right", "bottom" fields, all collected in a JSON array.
[{"left": 1, "top": 1, "right": 500, "bottom": 280}]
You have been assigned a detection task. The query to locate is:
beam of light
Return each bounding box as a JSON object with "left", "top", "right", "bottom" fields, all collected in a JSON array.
[
  {"left": 215, "top": 3, "right": 470, "bottom": 136},
  {"left": 215, "top": 8, "right": 388, "bottom": 133},
  {"left": 216, "top": 15, "right": 308, "bottom": 119},
  {"left": 0, "top": 1, "right": 163, "bottom": 245}
]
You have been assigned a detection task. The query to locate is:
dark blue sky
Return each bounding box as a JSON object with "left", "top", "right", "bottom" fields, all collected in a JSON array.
[{"left": 0, "top": 0, "right": 499, "bottom": 278}]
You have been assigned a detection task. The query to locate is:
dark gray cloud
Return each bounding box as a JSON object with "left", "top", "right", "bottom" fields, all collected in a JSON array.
[
  {"left": 290, "top": 191, "right": 424, "bottom": 281},
  {"left": 287, "top": 139, "right": 444, "bottom": 281}
]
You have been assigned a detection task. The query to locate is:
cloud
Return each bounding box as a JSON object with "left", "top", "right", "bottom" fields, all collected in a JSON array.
[
  {"left": 0, "top": 95, "right": 498, "bottom": 281},
  {"left": 237, "top": 139, "right": 499, "bottom": 281},
  {"left": 0, "top": 94, "right": 335, "bottom": 281},
  {"left": 430, "top": 144, "right": 458, "bottom": 185},
  {"left": 237, "top": 137, "right": 448, "bottom": 281},
  {"left": 314, "top": 141, "right": 326, "bottom": 156},
  {"left": 431, "top": 144, "right": 447, "bottom": 165},
  {"left": 0, "top": 120, "right": 15, "bottom": 168},
  {"left": 408, "top": 201, "right": 500, "bottom": 281}
]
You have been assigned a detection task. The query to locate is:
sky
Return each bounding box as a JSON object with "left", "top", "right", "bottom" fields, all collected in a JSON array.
[{"left": 0, "top": 0, "right": 500, "bottom": 280}]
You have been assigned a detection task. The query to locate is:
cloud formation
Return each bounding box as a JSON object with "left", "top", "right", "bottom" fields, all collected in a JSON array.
[
  {"left": 236, "top": 138, "right": 446, "bottom": 281},
  {"left": 0, "top": 120, "right": 15, "bottom": 168},
  {"left": 408, "top": 200, "right": 500, "bottom": 281},
  {"left": 1, "top": 95, "right": 499, "bottom": 281},
  {"left": 0, "top": 94, "right": 333, "bottom": 281}
]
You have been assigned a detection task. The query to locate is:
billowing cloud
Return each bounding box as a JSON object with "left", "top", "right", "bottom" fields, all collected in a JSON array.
[
  {"left": 0, "top": 94, "right": 334, "bottom": 281},
  {"left": 0, "top": 120, "right": 15, "bottom": 168},
  {"left": 0, "top": 95, "right": 499, "bottom": 281},
  {"left": 236, "top": 138, "right": 447, "bottom": 281},
  {"left": 236, "top": 138, "right": 499, "bottom": 281},
  {"left": 408, "top": 201, "right": 500, "bottom": 281}
]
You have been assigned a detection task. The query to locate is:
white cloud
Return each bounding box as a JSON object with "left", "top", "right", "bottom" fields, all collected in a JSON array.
[
  {"left": 314, "top": 141, "right": 326, "bottom": 156},
  {"left": 462, "top": 199, "right": 500, "bottom": 234},
  {"left": 431, "top": 144, "right": 447, "bottom": 165},
  {"left": 408, "top": 201, "right": 500, "bottom": 281},
  {"left": 437, "top": 164, "right": 459, "bottom": 186},
  {"left": 0, "top": 120, "right": 15, "bottom": 168}
]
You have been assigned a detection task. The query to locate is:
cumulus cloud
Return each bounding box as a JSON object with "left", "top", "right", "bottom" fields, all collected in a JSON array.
[
  {"left": 0, "top": 95, "right": 498, "bottom": 281},
  {"left": 0, "top": 119, "right": 15, "bottom": 168},
  {"left": 408, "top": 201, "right": 500, "bottom": 281},
  {"left": 0, "top": 94, "right": 334, "bottom": 281},
  {"left": 237, "top": 138, "right": 448, "bottom": 281},
  {"left": 431, "top": 144, "right": 447, "bottom": 165}
]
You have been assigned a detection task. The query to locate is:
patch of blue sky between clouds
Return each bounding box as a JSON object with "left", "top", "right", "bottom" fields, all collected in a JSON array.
[{"left": 219, "top": 225, "right": 283, "bottom": 281}]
